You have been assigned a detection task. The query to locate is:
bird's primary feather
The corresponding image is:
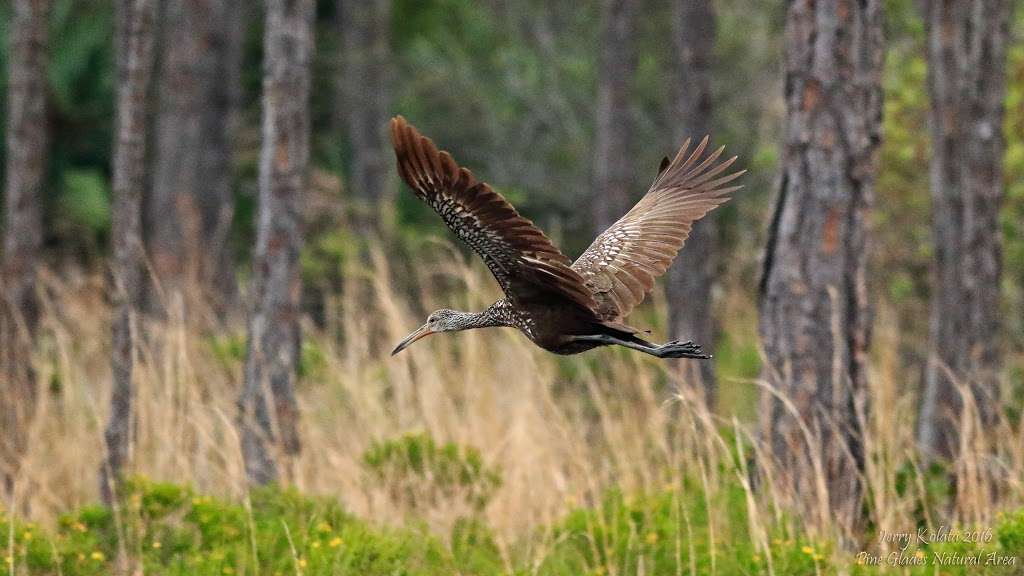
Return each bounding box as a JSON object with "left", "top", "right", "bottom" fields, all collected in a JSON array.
[
  {"left": 389, "top": 116, "right": 598, "bottom": 311},
  {"left": 571, "top": 136, "right": 745, "bottom": 321}
]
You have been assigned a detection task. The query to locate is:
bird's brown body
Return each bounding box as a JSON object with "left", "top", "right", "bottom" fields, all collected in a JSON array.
[
  {"left": 477, "top": 298, "right": 628, "bottom": 355},
  {"left": 388, "top": 116, "right": 744, "bottom": 359}
]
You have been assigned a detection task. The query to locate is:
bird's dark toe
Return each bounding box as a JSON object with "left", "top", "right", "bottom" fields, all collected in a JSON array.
[{"left": 657, "top": 341, "right": 710, "bottom": 359}]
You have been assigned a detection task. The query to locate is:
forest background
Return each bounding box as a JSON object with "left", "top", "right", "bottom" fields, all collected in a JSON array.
[{"left": 1, "top": 0, "right": 1024, "bottom": 574}]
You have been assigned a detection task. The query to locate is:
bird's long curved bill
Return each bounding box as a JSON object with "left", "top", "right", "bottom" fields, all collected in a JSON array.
[{"left": 391, "top": 324, "right": 435, "bottom": 356}]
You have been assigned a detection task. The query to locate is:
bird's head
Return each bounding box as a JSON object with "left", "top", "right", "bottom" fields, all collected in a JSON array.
[{"left": 391, "top": 309, "right": 465, "bottom": 356}]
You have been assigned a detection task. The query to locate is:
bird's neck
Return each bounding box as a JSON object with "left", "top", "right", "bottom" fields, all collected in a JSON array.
[{"left": 460, "top": 300, "right": 515, "bottom": 330}]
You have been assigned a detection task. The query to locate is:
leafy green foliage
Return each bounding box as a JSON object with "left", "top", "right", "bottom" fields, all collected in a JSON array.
[
  {"left": 2, "top": 478, "right": 1021, "bottom": 574},
  {"left": 996, "top": 508, "right": 1024, "bottom": 555},
  {"left": 300, "top": 224, "right": 361, "bottom": 293},
  {"left": 205, "top": 332, "right": 327, "bottom": 383},
  {"left": 362, "top": 433, "right": 501, "bottom": 512},
  {"left": 874, "top": 0, "right": 932, "bottom": 359},
  {"left": 1, "top": 478, "right": 457, "bottom": 575},
  {"left": 449, "top": 518, "right": 504, "bottom": 575},
  {"left": 208, "top": 332, "right": 247, "bottom": 369},
  {"left": 57, "top": 169, "right": 110, "bottom": 239},
  {"left": 539, "top": 480, "right": 827, "bottom": 576},
  {"left": 1003, "top": 6, "right": 1024, "bottom": 346}
]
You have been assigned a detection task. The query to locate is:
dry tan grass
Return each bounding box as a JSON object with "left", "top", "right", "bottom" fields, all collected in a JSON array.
[{"left": 6, "top": 244, "right": 1023, "bottom": 569}]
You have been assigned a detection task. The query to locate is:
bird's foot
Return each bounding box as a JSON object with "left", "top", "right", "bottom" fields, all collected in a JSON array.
[{"left": 657, "top": 340, "right": 711, "bottom": 359}]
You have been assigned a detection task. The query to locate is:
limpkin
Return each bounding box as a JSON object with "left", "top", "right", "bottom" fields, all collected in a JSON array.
[{"left": 390, "top": 116, "right": 743, "bottom": 359}]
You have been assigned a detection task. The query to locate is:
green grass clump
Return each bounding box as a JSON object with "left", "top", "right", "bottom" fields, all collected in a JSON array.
[
  {"left": 997, "top": 508, "right": 1024, "bottom": 553},
  {"left": 362, "top": 432, "right": 501, "bottom": 512},
  {"left": 537, "top": 478, "right": 828, "bottom": 576}
]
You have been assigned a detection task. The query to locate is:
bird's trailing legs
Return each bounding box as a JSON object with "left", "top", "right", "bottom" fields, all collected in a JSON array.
[{"left": 571, "top": 334, "right": 711, "bottom": 359}]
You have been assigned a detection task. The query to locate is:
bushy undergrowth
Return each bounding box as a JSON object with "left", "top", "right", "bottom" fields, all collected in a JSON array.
[
  {"left": 1, "top": 478, "right": 454, "bottom": 575},
  {"left": 3, "top": 476, "right": 1022, "bottom": 575},
  {"left": 539, "top": 482, "right": 826, "bottom": 575},
  {"left": 363, "top": 432, "right": 502, "bottom": 513}
]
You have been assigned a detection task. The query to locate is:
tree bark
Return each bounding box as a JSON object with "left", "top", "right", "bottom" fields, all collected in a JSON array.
[
  {"left": 758, "top": 0, "right": 883, "bottom": 527},
  {"left": 101, "top": 0, "right": 157, "bottom": 504},
  {"left": 666, "top": 0, "right": 717, "bottom": 402},
  {"left": 338, "top": 0, "right": 393, "bottom": 230},
  {"left": 145, "top": 0, "right": 241, "bottom": 313},
  {"left": 1, "top": 0, "right": 49, "bottom": 496},
  {"left": 917, "top": 0, "right": 1009, "bottom": 462},
  {"left": 238, "top": 0, "right": 313, "bottom": 486},
  {"left": 592, "top": 0, "right": 637, "bottom": 236}
]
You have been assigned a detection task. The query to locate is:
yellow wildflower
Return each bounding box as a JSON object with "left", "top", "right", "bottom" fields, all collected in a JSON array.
[
  {"left": 152, "top": 541, "right": 162, "bottom": 549},
  {"left": 91, "top": 551, "right": 105, "bottom": 561},
  {"left": 298, "top": 557, "right": 308, "bottom": 568},
  {"left": 645, "top": 532, "right": 659, "bottom": 544},
  {"left": 311, "top": 540, "right": 321, "bottom": 549},
  {"left": 22, "top": 530, "right": 32, "bottom": 541},
  {"left": 914, "top": 550, "right": 926, "bottom": 559},
  {"left": 317, "top": 522, "right": 332, "bottom": 533},
  {"left": 801, "top": 546, "right": 814, "bottom": 555},
  {"left": 4, "top": 556, "right": 12, "bottom": 566},
  {"left": 222, "top": 567, "right": 234, "bottom": 575},
  {"left": 329, "top": 537, "right": 343, "bottom": 548}
]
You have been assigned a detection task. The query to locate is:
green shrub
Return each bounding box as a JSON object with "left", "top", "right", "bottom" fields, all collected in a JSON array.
[
  {"left": 996, "top": 509, "right": 1024, "bottom": 560},
  {"left": 208, "top": 332, "right": 247, "bottom": 369},
  {"left": 58, "top": 169, "right": 111, "bottom": 237},
  {"left": 362, "top": 433, "right": 501, "bottom": 512},
  {"left": 450, "top": 518, "right": 504, "bottom": 575}
]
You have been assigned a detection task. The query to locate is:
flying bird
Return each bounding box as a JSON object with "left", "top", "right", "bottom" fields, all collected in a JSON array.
[{"left": 389, "top": 116, "right": 743, "bottom": 359}]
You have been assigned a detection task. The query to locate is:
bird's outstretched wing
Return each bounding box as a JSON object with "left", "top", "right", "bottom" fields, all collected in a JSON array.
[
  {"left": 573, "top": 136, "right": 744, "bottom": 321},
  {"left": 390, "top": 116, "right": 596, "bottom": 310}
]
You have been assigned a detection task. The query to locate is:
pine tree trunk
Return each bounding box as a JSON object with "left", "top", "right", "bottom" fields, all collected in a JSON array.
[
  {"left": 1, "top": 0, "right": 49, "bottom": 496},
  {"left": 146, "top": 0, "right": 241, "bottom": 313},
  {"left": 101, "top": 0, "right": 157, "bottom": 504},
  {"left": 238, "top": 0, "right": 313, "bottom": 486},
  {"left": 592, "top": 0, "right": 637, "bottom": 236},
  {"left": 338, "top": 0, "right": 393, "bottom": 230},
  {"left": 666, "top": 0, "right": 717, "bottom": 402},
  {"left": 758, "top": 0, "right": 883, "bottom": 527},
  {"left": 917, "top": 0, "right": 1009, "bottom": 462}
]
